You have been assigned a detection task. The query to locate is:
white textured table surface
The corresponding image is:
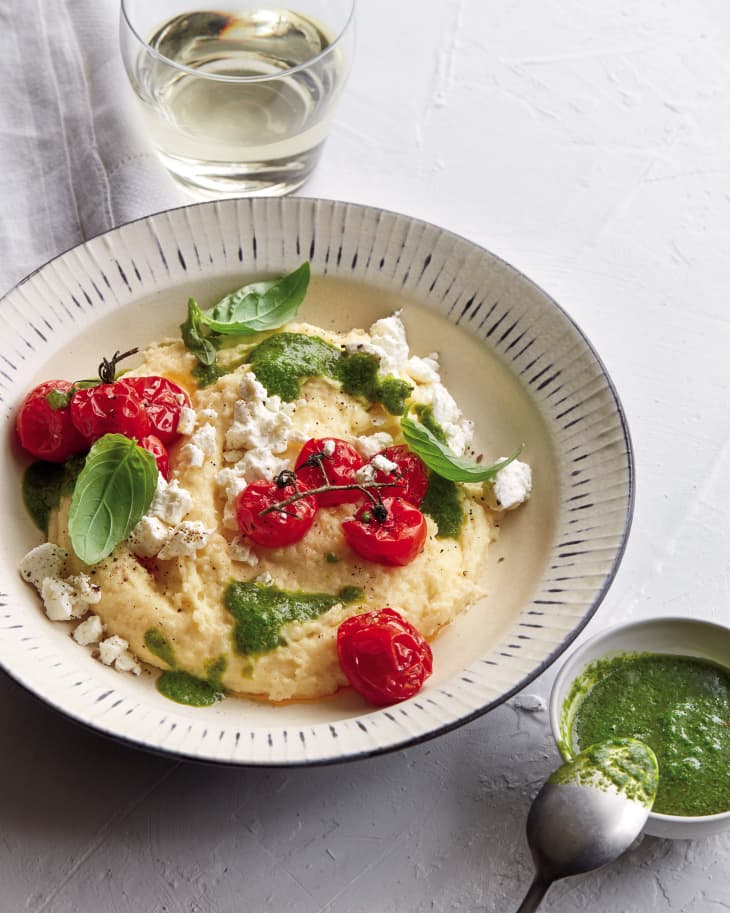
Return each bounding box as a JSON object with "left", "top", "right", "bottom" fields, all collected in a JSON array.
[{"left": 2, "top": 1, "right": 729, "bottom": 911}]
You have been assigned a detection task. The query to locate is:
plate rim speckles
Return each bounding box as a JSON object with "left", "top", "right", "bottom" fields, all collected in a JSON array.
[{"left": 0, "top": 197, "right": 633, "bottom": 766}]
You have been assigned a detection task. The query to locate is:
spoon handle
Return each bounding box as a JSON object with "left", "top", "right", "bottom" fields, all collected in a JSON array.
[{"left": 514, "top": 875, "right": 551, "bottom": 913}]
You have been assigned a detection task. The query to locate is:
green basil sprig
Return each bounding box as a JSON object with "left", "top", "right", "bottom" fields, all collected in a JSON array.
[
  {"left": 68, "top": 434, "right": 158, "bottom": 565},
  {"left": 401, "top": 415, "right": 522, "bottom": 482},
  {"left": 181, "top": 262, "right": 310, "bottom": 366}
]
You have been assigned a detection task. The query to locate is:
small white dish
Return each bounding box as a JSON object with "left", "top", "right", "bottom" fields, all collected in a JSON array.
[{"left": 549, "top": 617, "right": 730, "bottom": 839}]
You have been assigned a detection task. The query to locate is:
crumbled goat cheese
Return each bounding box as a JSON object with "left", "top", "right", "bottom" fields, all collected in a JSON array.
[
  {"left": 228, "top": 536, "right": 259, "bottom": 566},
  {"left": 39, "top": 577, "right": 77, "bottom": 621},
  {"left": 200, "top": 408, "right": 218, "bottom": 421},
  {"left": 216, "top": 469, "right": 250, "bottom": 530},
  {"left": 493, "top": 459, "right": 532, "bottom": 510},
  {"left": 354, "top": 463, "right": 377, "bottom": 484},
  {"left": 189, "top": 423, "right": 217, "bottom": 456},
  {"left": 322, "top": 439, "right": 336, "bottom": 457},
  {"left": 66, "top": 574, "right": 102, "bottom": 610},
  {"left": 18, "top": 543, "right": 68, "bottom": 589},
  {"left": 99, "top": 635, "right": 141, "bottom": 675},
  {"left": 236, "top": 451, "right": 289, "bottom": 484},
  {"left": 368, "top": 313, "right": 410, "bottom": 376},
  {"left": 181, "top": 443, "right": 205, "bottom": 467},
  {"left": 149, "top": 478, "right": 193, "bottom": 526},
  {"left": 73, "top": 614, "right": 104, "bottom": 646},
  {"left": 128, "top": 516, "right": 172, "bottom": 558},
  {"left": 404, "top": 354, "right": 440, "bottom": 384},
  {"left": 225, "top": 371, "right": 297, "bottom": 454},
  {"left": 176, "top": 406, "right": 196, "bottom": 435},
  {"left": 99, "top": 635, "right": 128, "bottom": 665},
  {"left": 371, "top": 453, "right": 398, "bottom": 474},
  {"left": 157, "top": 521, "right": 211, "bottom": 560},
  {"left": 355, "top": 432, "right": 393, "bottom": 459},
  {"left": 256, "top": 571, "right": 274, "bottom": 586}
]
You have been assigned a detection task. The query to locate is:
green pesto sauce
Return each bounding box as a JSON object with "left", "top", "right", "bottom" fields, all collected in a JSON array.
[
  {"left": 156, "top": 670, "right": 224, "bottom": 707},
  {"left": 145, "top": 627, "right": 228, "bottom": 707},
  {"left": 224, "top": 580, "right": 363, "bottom": 655},
  {"left": 420, "top": 465, "right": 464, "bottom": 538},
  {"left": 22, "top": 455, "right": 84, "bottom": 533},
  {"left": 246, "top": 332, "right": 413, "bottom": 415},
  {"left": 548, "top": 737, "right": 659, "bottom": 808},
  {"left": 144, "top": 628, "right": 176, "bottom": 668},
  {"left": 568, "top": 653, "right": 730, "bottom": 817}
]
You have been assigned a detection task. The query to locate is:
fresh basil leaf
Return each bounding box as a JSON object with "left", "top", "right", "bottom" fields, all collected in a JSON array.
[
  {"left": 181, "top": 298, "right": 218, "bottom": 366},
  {"left": 401, "top": 415, "right": 522, "bottom": 482},
  {"left": 200, "top": 262, "right": 310, "bottom": 335},
  {"left": 68, "top": 433, "right": 158, "bottom": 565}
]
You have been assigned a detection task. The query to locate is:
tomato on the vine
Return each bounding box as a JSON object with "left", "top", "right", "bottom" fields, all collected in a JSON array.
[
  {"left": 117, "top": 376, "right": 190, "bottom": 444},
  {"left": 337, "top": 607, "right": 433, "bottom": 705},
  {"left": 295, "top": 438, "right": 366, "bottom": 507},
  {"left": 69, "top": 383, "right": 150, "bottom": 444},
  {"left": 342, "top": 497, "right": 427, "bottom": 566},
  {"left": 139, "top": 434, "right": 170, "bottom": 480},
  {"left": 372, "top": 445, "right": 429, "bottom": 506},
  {"left": 15, "top": 380, "right": 88, "bottom": 462},
  {"left": 236, "top": 478, "right": 318, "bottom": 548}
]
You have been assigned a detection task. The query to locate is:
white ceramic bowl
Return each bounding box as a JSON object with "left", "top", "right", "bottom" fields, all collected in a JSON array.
[
  {"left": 549, "top": 617, "right": 730, "bottom": 839},
  {"left": 0, "top": 197, "right": 634, "bottom": 765}
]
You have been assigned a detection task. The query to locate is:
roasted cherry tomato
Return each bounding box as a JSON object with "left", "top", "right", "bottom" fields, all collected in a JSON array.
[
  {"left": 337, "top": 607, "right": 433, "bottom": 705},
  {"left": 15, "top": 380, "right": 88, "bottom": 462},
  {"left": 236, "top": 478, "right": 318, "bottom": 548},
  {"left": 372, "top": 445, "right": 429, "bottom": 506},
  {"left": 139, "top": 434, "right": 170, "bottom": 480},
  {"left": 117, "top": 376, "right": 191, "bottom": 444},
  {"left": 295, "top": 437, "right": 366, "bottom": 507},
  {"left": 342, "top": 497, "right": 427, "bottom": 566},
  {"left": 70, "top": 383, "right": 150, "bottom": 443}
]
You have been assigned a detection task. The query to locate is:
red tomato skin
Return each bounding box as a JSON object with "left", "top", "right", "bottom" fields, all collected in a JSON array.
[
  {"left": 373, "top": 445, "right": 429, "bottom": 506},
  {"left": 70, "top": 383, "right": 150, "bottom": 443},
  {"left": 139, "top": 434, "right": 170, "bottom": 480},
  {"left": 236, "top": 479, "right": 318, "bottom": 548},
  {"left": 15, "top": 380, "right": 88, "bottom": 462},
  {"left": 118, "top": 376, "right": 191, "bottom": 445},
  {"left": 295, "top": 438, "right": 366, "bottom": 507},
  {"left": 337, "top": 608, "right": 433, "bottom": 705},
  {"left": 342, "top": 497, "right": 427, "bottom": 566}
]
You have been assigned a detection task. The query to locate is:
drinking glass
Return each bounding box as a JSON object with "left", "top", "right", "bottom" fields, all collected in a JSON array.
[{"left": 120, "top": 1, "right": 355, "bottom": 196}]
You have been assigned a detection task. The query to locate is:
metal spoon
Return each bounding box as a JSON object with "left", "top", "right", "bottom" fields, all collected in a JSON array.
[{"left": 515, "top": 738, "right": 658, "bottom": 913}]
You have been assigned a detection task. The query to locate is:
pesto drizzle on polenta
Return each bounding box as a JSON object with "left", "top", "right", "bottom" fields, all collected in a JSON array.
[{"left": 224, "top": 581, "right": 364, "bottom": 656}]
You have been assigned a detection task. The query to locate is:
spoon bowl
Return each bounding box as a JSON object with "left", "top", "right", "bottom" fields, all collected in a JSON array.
[{"left": 515, "top": 738, "right": 657, "bottom": 913}]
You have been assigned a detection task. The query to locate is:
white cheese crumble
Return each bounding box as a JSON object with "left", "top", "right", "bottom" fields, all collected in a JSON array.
[
  {"left": 225, "top": 371, "right": 297, "bottom": 455},
  {"left": 355, "top": 432, "right": 393, "bottom": 459},
  {"left": 149, "top": 477, "right": 194, "bottom": 526},
  {"left": 128, "top": 516, "right": 171, "bottom": 558},
  {"left": 18, "top": 543, "right": 68, "bottom": 589},
  {"left": 190, "top": 423, "right": 217, "bottom": 456},
  {"left": 157, "top": 521, "right": 211, "bottom": 560},
  {"left": 371, "top": 453, "right": 398, "bottom": 474},
  {"left": 73, "top": 614, "right": 104, "bottom": 646},
  {"left": 99, "top": 635, "right": 141, "bottom": 675},
  {"left": 39, "top": 578, "right": 77, "bottom": 621},
  {"left": 420, "top": 383, "right": 474, "bottom": 456},
  {"left": 354, "top": 463, "right": 377, "bottom": 484},
  {"left": 176, "top": 406, "right": 196, "bottom": 435},
  {"left": 321, "top": 439, "right": 336, "bottom": 457},
  {"left": 493, "top": 459, "right": 533, "bottom": 510},
  {"left": 181, "top": 443, "right": 204, "bottom": 468}
]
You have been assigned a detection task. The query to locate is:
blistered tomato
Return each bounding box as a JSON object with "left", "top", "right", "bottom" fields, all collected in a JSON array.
[
  {"left": 139, "top": 434, "right": 170, "bottom": 480},
  {"left": 337, "top": 607, "right": 433, "bottom": 705},
  {"left": 295, "top": 438, "right": 366, "bottom": 507},
  {"left": 372, "top": 445, "right": 429, "bottom": 506},
  {"left": 117, "top": 376, "right": 190, "bottom": 444},
  {"left": 15, "top": 380, "right": 88, "bottom": 462},
  {"left": 342, "top": 497, "right": 427, "bottom": 566},
  {"left": 236, "top": 478, "right": 318, "bottom": 548},
  {"left": 70, "top": 383, "right": 150, "bottom": 443}
]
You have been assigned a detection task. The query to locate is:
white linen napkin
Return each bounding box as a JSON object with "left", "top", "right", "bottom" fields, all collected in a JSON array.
[{"left": 0, "top": 0, "right": 184, "bottom": 297}]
